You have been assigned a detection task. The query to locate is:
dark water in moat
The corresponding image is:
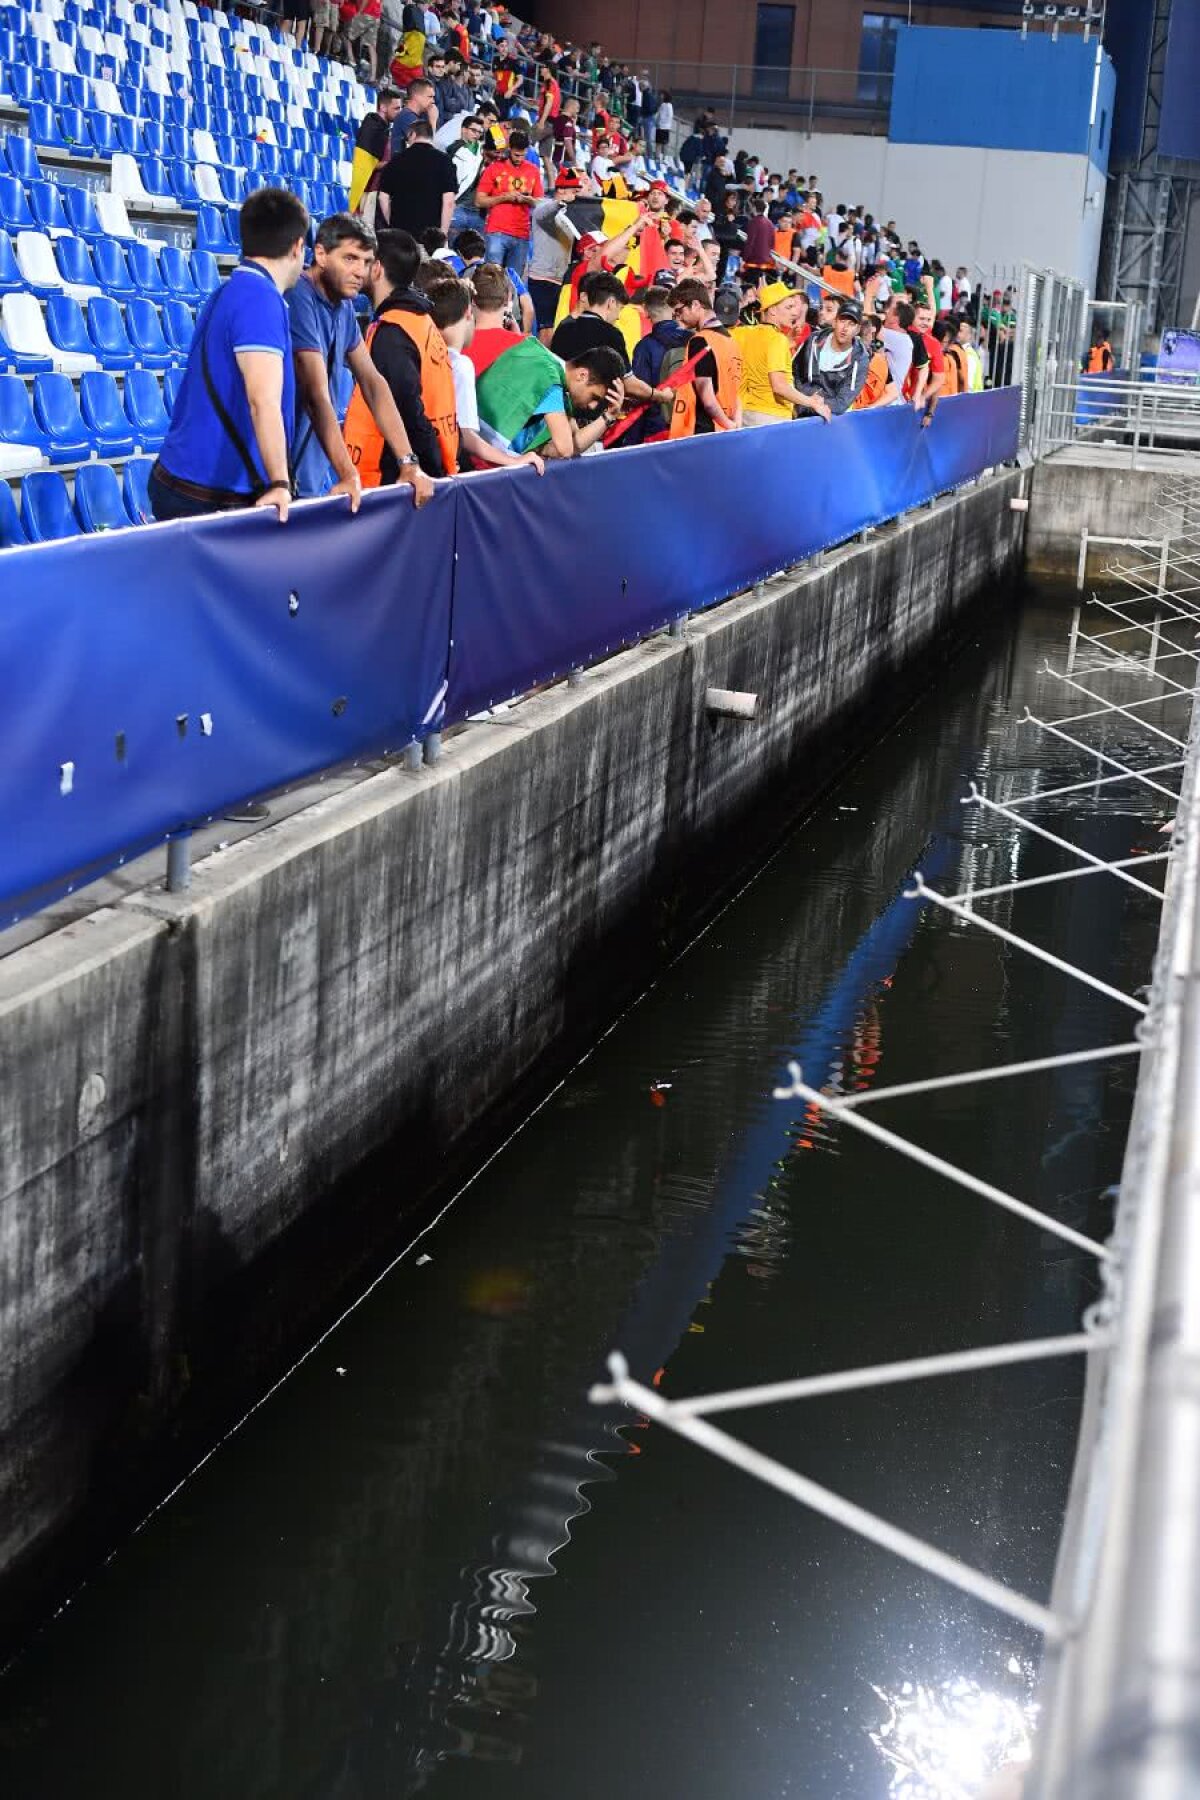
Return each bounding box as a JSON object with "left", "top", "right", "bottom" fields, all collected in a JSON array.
[{"left": 1, "top": 595, "right": 1185, "bottom": 1800}]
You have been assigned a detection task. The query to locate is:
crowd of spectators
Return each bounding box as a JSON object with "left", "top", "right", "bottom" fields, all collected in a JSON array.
[{"left": 148, "top": 0, "right": 1018, "bottom": 521}]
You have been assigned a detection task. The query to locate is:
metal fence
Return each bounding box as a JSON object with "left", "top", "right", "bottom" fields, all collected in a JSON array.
[{"left": 638, "top": 65, "right": 893, "bottom": 138}]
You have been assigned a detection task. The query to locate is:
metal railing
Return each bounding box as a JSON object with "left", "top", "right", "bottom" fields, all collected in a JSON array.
[
  {"left": 1041, "top": 375, "right": 1200, "bottom": 467},
  {"left": 637, "top": 64, "right": 893, "bottom": 138}
]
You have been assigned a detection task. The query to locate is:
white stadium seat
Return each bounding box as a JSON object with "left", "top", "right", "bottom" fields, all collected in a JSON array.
[
  {"left": 2, "top": 292, "right": 98, "bottom": 374},
  {"left": 94, "top": 190, "right": 137, "bottom": 239},
  {"left": 111, "top": 152, "right": 173, "bottom": 213},
  {"left": 193, "top": 128, "right": 220, "bottom": 165}
]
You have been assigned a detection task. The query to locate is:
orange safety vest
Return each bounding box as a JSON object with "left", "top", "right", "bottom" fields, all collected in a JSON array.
[
  {"left": 773, "top": 227, "right": 794, "bottom": 266},
  {"left": 821, "top": 265, "right": 856, "bottom": 298},
  {"left": 942, "top": 345, "right": 966, "bottom": 397},
  {"left": 1086, "top": 341, "right": 1112, "bottom": 374},
  {"left": 851, "top": 348, "right": 891, "bottom": 410},
  {"left": 344, "top": 307, "right": 458, "bottom": 481},
  {"left": 669, "top": 327, "right": 742, "bottom": 436}
]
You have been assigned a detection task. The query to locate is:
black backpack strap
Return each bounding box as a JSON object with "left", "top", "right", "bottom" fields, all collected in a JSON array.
[{"left": 199, "top": 321, "right": 270, "bottom": 499}]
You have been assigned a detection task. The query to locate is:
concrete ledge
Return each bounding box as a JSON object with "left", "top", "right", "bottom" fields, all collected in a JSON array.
[
  {"left": 0, "top": 469, "right": 1025, "bottom": 1645},
  {"left": 1026, "top": 450, "right": 1189, "bottom": 580}
]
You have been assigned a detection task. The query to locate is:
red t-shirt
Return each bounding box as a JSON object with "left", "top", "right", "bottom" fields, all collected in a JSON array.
[
  {"left": 477, "top": 160, "right": 544, "bottom": 239},
  {"left": 467, "top": 326, "right": 521, "bottom": 377},
  {"left": 904, "top": 330, "right": 943, "bottom": 399}
]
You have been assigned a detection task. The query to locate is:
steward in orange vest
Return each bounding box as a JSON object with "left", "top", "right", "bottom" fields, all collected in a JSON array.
[
  {"left": 345, "top": 284, "right": 457, "bottom": 480},
  {"left": 1084, "top": 333, "right": 1113, "bottom": 375},
  {"left": 668, "top": 288, "right": 743, "bottom": 435}
]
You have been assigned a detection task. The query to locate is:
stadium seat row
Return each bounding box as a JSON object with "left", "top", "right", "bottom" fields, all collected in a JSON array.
[
  {"left": 0, "top": 226, "right": 220, "bottom": 303},
  {"left": 0, "top": 365, "right": 175, "bottom": 466},
  {"left": 0, "top": 457, "right": 154, "bottom": 540},
  {"left": 1, "top": 288, "right": 195, "bottom": 371}
]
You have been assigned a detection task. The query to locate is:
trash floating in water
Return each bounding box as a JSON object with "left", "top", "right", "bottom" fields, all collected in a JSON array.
[
  {"left": 416, "top": 1253, "right": 432, "bottom": 1265},
  {"left": 335, "top": 1367, "right": 346, "bottom": 1377},
  {"left": 649, "top": 1080, "right": 673, "bottom": 1108}
]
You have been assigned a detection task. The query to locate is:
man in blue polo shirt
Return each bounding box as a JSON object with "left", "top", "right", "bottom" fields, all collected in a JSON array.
[
  {"left": 287, "top": 212, "right": 435, "bottom": 504},
  {"left": 150, "top": 187, "right": 319, "bottom": 521}
]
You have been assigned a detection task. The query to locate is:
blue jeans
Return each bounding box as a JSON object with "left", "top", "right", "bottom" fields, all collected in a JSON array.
[
  {"left": 485, "top": 231, "right": 529, "bottom": 279},
  {"left": 451, "top": 204, "right": 485, "bottom": 239}
]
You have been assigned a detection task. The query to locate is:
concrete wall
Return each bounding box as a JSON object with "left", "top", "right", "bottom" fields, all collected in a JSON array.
[
  {"left": 730, "top": 129, "right": 1102, "bottom": 288},
  {"left": 0, "top": 471, "right": 1025, "bottom": 1646},
  {"left": 1025, "top": 452, "right": 1189, "bottom": 580}
]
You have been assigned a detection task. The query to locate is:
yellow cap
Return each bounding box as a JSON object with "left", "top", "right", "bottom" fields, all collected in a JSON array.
[{"left": 757, "top": 280, "right": 795, "bottom": 313}]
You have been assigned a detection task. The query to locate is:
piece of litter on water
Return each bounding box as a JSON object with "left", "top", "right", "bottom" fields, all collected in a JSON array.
[
  {"left": 416, "top": 1253, "right": 432, "bottom": 1265},
  {"left": 335, "top": 1366, "right": 346, "bottom": 1376},
  {"left": 837, "top": 805, "right": 859, "bottom": 812}
]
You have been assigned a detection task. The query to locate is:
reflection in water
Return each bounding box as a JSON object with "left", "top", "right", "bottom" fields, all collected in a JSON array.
[
  {"left": 869, "top": 1663, "right": 1037, "bottom": 1799},
  {"left": 0, "top": 599, "right": 1184, "bottom": 1800}
]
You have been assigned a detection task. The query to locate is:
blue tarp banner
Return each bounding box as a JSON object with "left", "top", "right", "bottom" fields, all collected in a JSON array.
[
  {"left": 0, "top": 481, "right": 455, "bottom": 916},
  {"left": 0, "top": 387, "right": 1017, "bottom": 919},
  {"left": 445, "top": 387, "right": 1020, "bottom": 721}
]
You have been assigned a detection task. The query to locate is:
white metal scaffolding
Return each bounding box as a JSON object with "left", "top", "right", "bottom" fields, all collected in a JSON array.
[{"left": 592, "top": 476, "right": 1200, "bottom": 1796}]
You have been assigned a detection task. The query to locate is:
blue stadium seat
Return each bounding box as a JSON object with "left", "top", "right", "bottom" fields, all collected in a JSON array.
[
  {"left": 112, "top": 115, "right": 146, "bottom": 158},
  {"left": 62, "top": 184, "right": 104, "bottom": 243},
  {"left": 140, "top": 119, "right": 168, "bottom": 160},
  {"left": 0, "top": 372, "right": 52, "bottom": 458},
  {"left": 54, "top": 233, "right": 101, "bottom": 293},
  {"left": 92, "top": 235, "right": 136, "bottom": 300},
  {"left": 85, "top": 295, "right": 136, "bottom": 369},
  {"left": 0, "top": 229, "right": 21, "bottom": 295},
  {"left": 159, "top": 244, "right": 199, "bottom": 302},
  {"left": 2, "top": 136, "right": 42, "bottom": 185},
  {"left": 168, "top": 159, "right": 201, "bottom": 209},
  {"left": 190, "top": 248, "right": 220, "bottom": 295},
  {"left": 197, "top": 204, "right": 235, "bottom": 256},
  {"left": 46, "top": 293, "right": 99, "bottom": 367},
  {"left": 63, "top": 75, "right": 89, "bottom": 110},
  {"left": 139, "top": 157, "right": 175, "bottom": 206},
  {"left": 161, "top": 299, "right": 193, "bottom": 354},
  {"left": 162, "top": 362, "right": 184, "bottom": 413},
  {"left": 127, "top": 238, "right": 169, "bottom": 300},
  {"left": 27, "top": 101, "right": 68, "bottom": 152},
  {"left": 5, "top": 66, "right": 36, "bottom": 108},
  {"left": 0, "top": 174, "right": 36, "bottom": 235},
  {"left": 20, "top": 469, "right": 82, "bottom": 540},
  {"left": 80, "top": 369, "right": 136, "bottom": 456},
  {"left": 29, "top": 180, "right": 71, "bottom": 237},
  {"left": 74, "top": 460, "right": 132, "bottom": 530},
  {"left": 37, "top": 70, "right": 68, "bottom": 108},
  {"left": 0, "top": 479, "right": 29, "bottom": 548},
  {"left": 122, "top": 454, "right": 153, "bottom": 523},
  {"left": 166, "top": 123, "right": 190, "bottom": 160},
  {"left": 58, "top": 107, "right": 96, "bottom": 156},
  {"left": 33, "top": 371, "right": 92, "bottom": 462},
  {"left": 126, "top": 298, "right": 174, "bottom": 369},
  {"left": 86, "top": 110, "right": 119, "bottom": 157},
  {"left": 74, "top": 45, "right": 97, "bottom": 80},
  {"left": 139, "top": 91, "right": 167, "bottom": 125},
  {"left": 123, "top": 366, "right": 169, "bottom": 449}
]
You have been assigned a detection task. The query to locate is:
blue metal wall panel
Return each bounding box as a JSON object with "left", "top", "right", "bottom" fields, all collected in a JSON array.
[
  {"left": 1159, "top": 0, "right": 1200, "bottom": 162},
  {"left": 889, "top": 25, "right": 1112, "bottom": 166}
]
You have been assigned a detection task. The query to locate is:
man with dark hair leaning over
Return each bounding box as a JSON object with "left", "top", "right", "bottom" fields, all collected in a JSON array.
[
  {"left": 287, "top": 213, "right": 435, "bottom": 504},
  {"left": 149, "top": 188, "right": 310, "bottom": 522},
  {"left": 345, "top": 228, "right": 452, "bottom": 481}
]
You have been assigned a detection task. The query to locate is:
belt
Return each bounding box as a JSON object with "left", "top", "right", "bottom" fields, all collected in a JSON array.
[{"left": 151, "top": 462, "right": 260, "bottom": 509}]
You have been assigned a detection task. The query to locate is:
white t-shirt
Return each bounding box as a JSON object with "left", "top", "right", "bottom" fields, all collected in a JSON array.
[
  {"left": 881, "top": 326, "right": 913, "bottom": 394},
  {"left": 448, "top": 345, "right": 479, "bottom": 433},
  {"left": 590, "top": 153, "right": 613, "bottom": 184},
  {"left": 656, "top": 100, "right": 673, "bottom": 130},
  {"left": 937, "top": 274, "right": 953, "bottom": 311}
]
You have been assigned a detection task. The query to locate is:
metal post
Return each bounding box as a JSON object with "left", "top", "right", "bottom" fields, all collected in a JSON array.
[
  {"left": 166, "top": 830, "right": 191, "bottom": 893},
  {"left": 1077, "top": 526, "right": 1090, "bottom": 591},
  {"left": 1067, "top": 606, "right": 1082, "bottom": 672},
  {"left": 1148, "top": 613, "right": 1162, "bottom": 676},
  {"left": 1132, "top": 383, "right": 1145, "bottom": 470},
  {"left": 1157, "top": 537, "right": 1170, "bottom": 598},
  {"left": 669, "top": 614, "right": 688, "bottom": 637},
  {"left": 423, "top": 731, "right": 443, "bottom": 766},
  {"left": 567, "top": 667, "right": 584, "bottom": 687},
  {"left": 403, "top": 739, "right": 422, "bottom": 771}
]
